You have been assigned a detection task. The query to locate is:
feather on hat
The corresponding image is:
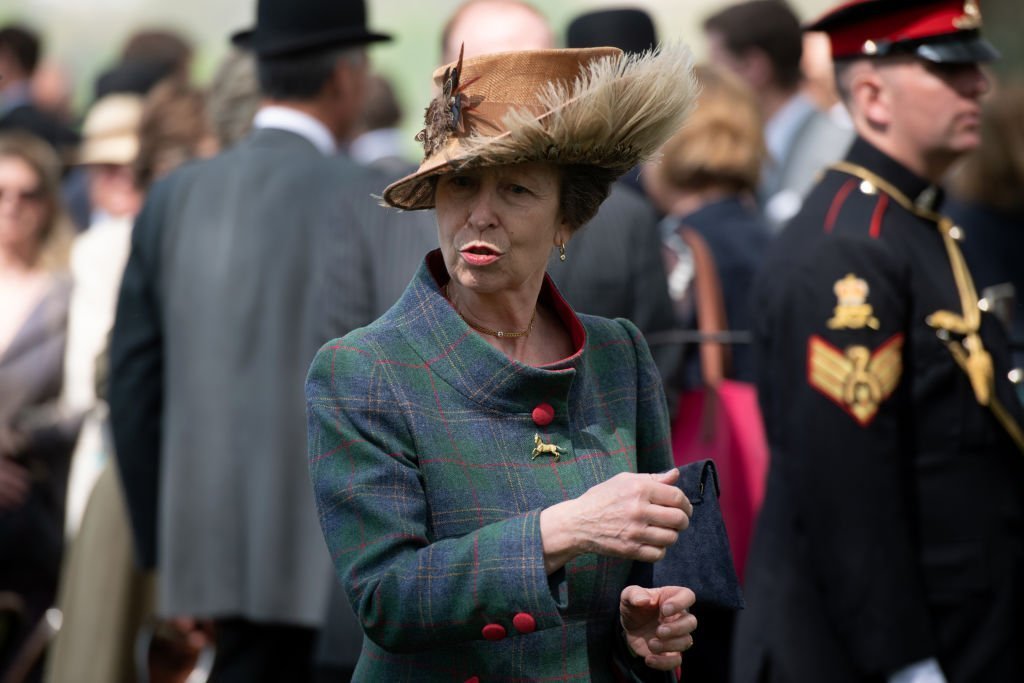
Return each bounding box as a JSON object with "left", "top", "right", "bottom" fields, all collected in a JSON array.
[{"left": 382, "top": 44, "right": 698, "bottom": 210}]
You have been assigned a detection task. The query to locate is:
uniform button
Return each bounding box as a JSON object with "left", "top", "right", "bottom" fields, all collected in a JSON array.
[
  {"left": 512, "top": 612, "right": 536, "bottom": 634},
  {"left": 481, "top": 623, "right": 506, "bottom": 641},
  {"left": 532, "top": 403, "right": 555, "bottom": 426},
  {"left": 464, "top": 678, "right": 480, "bottom": 683}
]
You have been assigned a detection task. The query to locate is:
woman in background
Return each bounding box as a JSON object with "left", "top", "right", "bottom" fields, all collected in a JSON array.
[
  {"left": 46, "top": 77, "right": 219, "bottom": 683},
  {"left": 644, "top": 64, "right": 771, "bottom": 390},
  {"left": 641, "top": 65, "right": 772, "bottom": 683},
  {"left": 0, "top": 132, "right": 74, "bottom": 683}
]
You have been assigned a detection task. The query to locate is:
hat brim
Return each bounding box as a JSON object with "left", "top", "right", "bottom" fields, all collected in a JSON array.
[
  {"left": 77, "top": 137, "right": 140, "bottom": 166},
  {"left": 231, "top": 26, "right": 391, "bottom": 57},
  {"left": 913, "top": 34, "right": 1000, "bottom": 64},
  {"left": 381, "top": 93, "right": 646, "bottom": 211},
  {"left": 382, "top": 128, "right": 524, "bottom": 211}
]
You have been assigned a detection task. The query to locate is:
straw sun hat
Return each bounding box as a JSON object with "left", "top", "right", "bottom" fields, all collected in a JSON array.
[
  {"left": 77, "top": 94, "right": 144, "bottom": 166},
  {"left": 382, "top": 44, "right": 698, "bottom": 210}
]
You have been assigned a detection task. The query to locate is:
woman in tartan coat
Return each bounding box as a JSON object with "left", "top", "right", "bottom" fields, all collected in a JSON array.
[{"left": 307, "top": 45, "right": 699, "bottom": 682}]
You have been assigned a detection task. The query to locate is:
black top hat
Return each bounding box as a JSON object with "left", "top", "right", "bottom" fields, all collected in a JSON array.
[
  {"left": 566, "top": 8, "right": 657, "bottom": 55},
  {"left": 232, "top": 0, "right": 391, "bottom": 58}
]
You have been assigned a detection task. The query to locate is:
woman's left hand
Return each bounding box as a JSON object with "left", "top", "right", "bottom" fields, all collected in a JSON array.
[{"left": 620, "top": 585, "right": 697, "bottom": 670}]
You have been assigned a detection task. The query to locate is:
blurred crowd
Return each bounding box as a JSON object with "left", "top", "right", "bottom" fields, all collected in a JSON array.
[{"left": 0, "top": 0, "right": 1022, "bottom": 682}]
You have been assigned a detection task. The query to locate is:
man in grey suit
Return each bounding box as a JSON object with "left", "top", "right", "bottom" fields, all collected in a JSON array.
[
  {"left": 108, "top": 1, "right": 390, "bottom": 681},
  {"left": 705, "top": 0, "right": 854, "bottom": 230}
]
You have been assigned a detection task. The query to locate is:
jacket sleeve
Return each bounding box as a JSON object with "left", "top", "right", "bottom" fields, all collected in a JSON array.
[
  {"left": 306, "top": 338, "right": 569, "bottom": 654},
  {"left": 758, "top": 234, "right": 936, "bottom": 674},
  {"left": 108, "top": 175, "right": 175, "bottom": 569}
]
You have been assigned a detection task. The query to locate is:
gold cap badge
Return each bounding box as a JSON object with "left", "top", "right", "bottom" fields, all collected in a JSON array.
[{"left": 954, "top": 0, "right": 983, "bottom": 30}]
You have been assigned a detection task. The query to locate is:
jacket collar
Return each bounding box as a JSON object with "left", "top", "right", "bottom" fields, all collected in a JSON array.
[
  {"left": 253, "top": 105, "right": 338, "bottom": 156},
  {"left": 387, "top": 249, "right": 587, "bottom": 413},
  {"left": 846, "top": 137, "right": 944, "bottom": 211}
]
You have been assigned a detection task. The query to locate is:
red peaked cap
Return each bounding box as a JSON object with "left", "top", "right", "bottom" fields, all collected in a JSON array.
[{"left": 806, "top": 0, "right": 998, "bottom": 63}]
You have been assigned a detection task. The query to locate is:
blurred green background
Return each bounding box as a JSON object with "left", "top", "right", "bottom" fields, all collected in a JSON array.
[{"left": 3, "top": 0, "right": 1021, "bottom": 153}]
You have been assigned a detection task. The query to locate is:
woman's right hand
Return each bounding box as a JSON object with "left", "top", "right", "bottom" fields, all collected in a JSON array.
[{"left": 540, "top": 469, "right": 691, "bottom": 573}]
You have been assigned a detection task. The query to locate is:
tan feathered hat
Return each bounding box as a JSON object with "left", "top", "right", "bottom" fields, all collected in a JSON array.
[{"left": 382, "top": 44, "right": 698, "bottom": 210}]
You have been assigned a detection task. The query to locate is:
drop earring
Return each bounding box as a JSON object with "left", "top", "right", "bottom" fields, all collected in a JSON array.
[{"left": 558, "top": 241, "right": 567, "bottom": 262}]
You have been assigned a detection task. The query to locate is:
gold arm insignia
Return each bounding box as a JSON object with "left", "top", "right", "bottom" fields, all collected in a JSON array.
[
  {"left": 808, "top": 334, "right": 904, "bottom": 426},
  {"left": 827, "top": 274, "right": 881, "bottom": 330}
]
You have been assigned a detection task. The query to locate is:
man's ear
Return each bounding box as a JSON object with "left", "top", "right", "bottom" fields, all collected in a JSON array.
[
  {"left": 328, "top": 58, "right": 354, "bottom": 99},
  {"left": 851, "top": 64, "right": 891, "bottom": 130}
]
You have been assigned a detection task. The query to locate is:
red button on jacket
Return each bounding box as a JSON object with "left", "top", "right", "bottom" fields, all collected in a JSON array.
[
  {"left": 481, "top": 623, "right": 506, "bottom": 641},
  {"left": 464, "top": 678, "right": 480, "bottom": 683},
  {"left": 532, "top": 403, "right": 555, "bottom": 426},
  {"left": 512, "top": 612, "right": 537, "bottom": 634}
]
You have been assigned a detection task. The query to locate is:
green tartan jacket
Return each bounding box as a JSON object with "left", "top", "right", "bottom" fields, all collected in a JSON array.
[{"left": 307, "top": 251, "right": 674, "bottom": 682}]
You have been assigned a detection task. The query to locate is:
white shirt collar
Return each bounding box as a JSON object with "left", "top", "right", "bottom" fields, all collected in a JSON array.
[{"left": 253, "top": 106, "right": 338, "bottom": 156}]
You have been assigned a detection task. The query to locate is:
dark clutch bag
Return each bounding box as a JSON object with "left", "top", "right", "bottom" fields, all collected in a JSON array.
[{"left": 641, "top": 460, "right": 745, "bottom": 610}]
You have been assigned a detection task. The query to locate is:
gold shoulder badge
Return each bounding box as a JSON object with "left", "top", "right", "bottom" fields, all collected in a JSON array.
[
  {"left": 954, "top": 0, "right": 982, "bottom": 29},
  {"left": 808, "top": 334, "right": 904, "bottom": 426},
  {"left": 827, "top": 273, "right": 880, "bottom": 330}
]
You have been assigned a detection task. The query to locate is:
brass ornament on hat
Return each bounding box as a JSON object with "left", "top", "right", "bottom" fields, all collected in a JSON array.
[{"left": 953, "top": 0, "right": 983, "bottom": 30}]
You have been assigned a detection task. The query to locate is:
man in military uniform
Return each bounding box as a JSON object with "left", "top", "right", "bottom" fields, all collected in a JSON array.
[{"left": 733, "top": 2, "right": 1024, "bottom": 682}]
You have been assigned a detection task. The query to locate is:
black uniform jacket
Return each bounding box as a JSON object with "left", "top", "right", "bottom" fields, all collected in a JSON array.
[{"left": 732, "top": 138, "right": 1024, "bottom": 683}]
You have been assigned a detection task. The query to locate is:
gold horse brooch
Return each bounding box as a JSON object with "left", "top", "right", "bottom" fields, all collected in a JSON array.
[{"left": 531, "top": 433, "right": 563, "bottom": 462}]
